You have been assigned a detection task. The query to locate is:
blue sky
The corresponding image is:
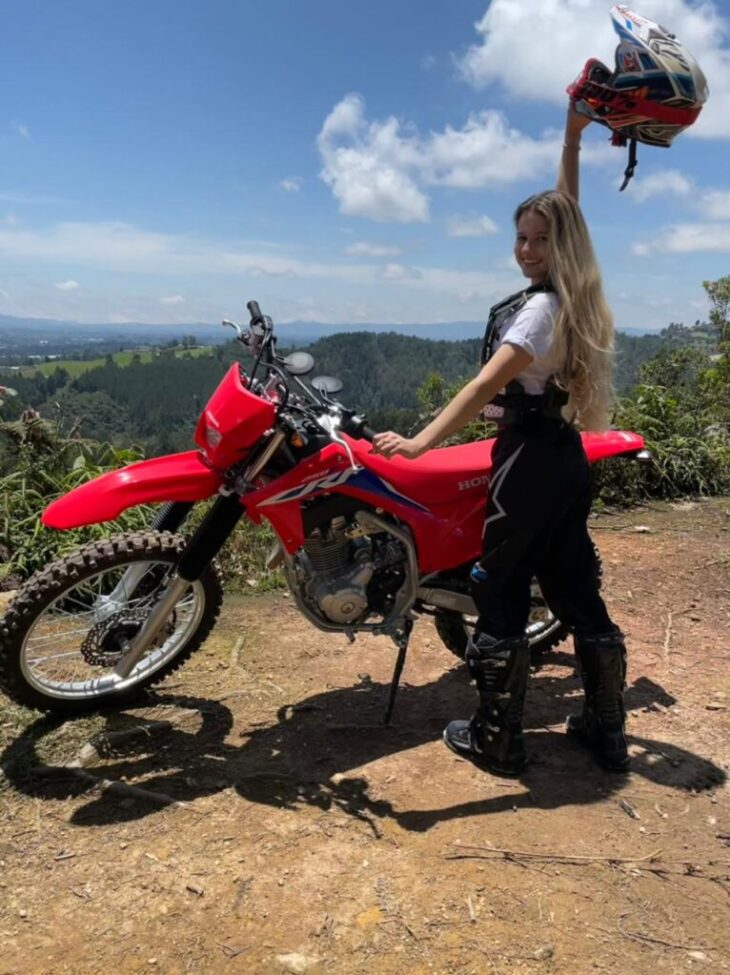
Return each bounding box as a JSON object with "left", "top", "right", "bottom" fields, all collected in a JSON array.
[{"left": 2, "top": 0, "right": 730, "bottom": 332}]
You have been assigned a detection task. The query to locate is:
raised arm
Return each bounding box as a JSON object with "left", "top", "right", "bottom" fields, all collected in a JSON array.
[{"left": 556, "top": 104, "right": 593, "bottom": 201}]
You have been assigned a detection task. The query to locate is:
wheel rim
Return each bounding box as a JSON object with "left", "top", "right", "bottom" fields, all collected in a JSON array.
[
  {"left": 525, "top": 580, "right": 563, "bottom": 646},
  {"left": 452, "top": 580, "right": 563, "bottom": 648},
  {"left": 525, "top": 611, "right": 563, "bottom": 646},
  {"left": 19, "top": 560, "right": 206, "bottom": 701},
  {"left": 458, "top": 613, "right": 562, "bottom": 647}
]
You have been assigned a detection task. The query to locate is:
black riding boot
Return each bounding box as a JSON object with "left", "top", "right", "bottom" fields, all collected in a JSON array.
[
  {"left": 567, "top": 629, "right": 629, "bottom": 772},
  {"left": 443, "top": 632, "right": 530, "bottom": 777}
]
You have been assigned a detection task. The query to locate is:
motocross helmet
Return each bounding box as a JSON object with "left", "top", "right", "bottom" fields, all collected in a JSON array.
[{"left": 567, "top": 5, "right": 708, "bottom": 188}]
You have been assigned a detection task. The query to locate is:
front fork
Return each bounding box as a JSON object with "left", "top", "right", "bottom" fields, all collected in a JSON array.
[
  {"left": 113, "top": 430, "right": 286, "bottom": 679},
  {"left": 99, "top": 502, "right": 196, "bottom": 616},
  {"left": 114, "top": 492, "right": 245, "bottom": 678}
]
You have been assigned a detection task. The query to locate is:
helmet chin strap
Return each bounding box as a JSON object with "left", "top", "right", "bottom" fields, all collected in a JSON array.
[{"left": 618, "top": 138, "right": 638, "bottom": 191}]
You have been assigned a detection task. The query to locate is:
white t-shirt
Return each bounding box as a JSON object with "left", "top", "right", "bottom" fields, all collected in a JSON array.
[{"left": 490, "top": 291, "right": 560, "bottom": 395}]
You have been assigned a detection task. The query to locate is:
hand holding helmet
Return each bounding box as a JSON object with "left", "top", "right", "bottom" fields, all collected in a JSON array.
[{"left": 567, "top": 5, "right": 709, "bottom": 189}]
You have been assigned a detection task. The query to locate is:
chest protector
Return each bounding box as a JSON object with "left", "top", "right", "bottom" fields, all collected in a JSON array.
[{"left": 481, "top": 282, "right": 569, "bottom": 426}]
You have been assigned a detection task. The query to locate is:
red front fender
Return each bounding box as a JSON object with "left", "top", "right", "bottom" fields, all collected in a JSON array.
[{"left": 42, "top": 450, "right": 224, "bottom": 530}]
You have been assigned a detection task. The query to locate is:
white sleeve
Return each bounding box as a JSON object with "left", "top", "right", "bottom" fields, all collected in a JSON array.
[{"left": 501, "top": 293, "right": 558, "bottom": 361}]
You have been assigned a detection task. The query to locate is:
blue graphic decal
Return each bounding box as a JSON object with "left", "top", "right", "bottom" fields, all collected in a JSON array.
[
  {"left": 258, "top": 464, "right": 429, "bottom": 511},
  {"left": 344, "top": 468, "right": 430, "bottom": 512}
]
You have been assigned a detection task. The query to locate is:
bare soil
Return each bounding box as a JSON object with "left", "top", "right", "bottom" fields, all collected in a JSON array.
[{"left": 1, "top": 498, "right": 729, "bottom": 975}]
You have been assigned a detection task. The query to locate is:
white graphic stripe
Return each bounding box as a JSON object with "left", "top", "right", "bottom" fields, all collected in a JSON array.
[{"left": 484, "top": 444, "right": 525, "bottom": 528}]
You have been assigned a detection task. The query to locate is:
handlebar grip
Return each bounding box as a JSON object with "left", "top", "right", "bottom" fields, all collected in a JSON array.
[
  {"left": 247, "top": 300, "right": 264, "bottom": 324},
  {"left": 342, "top": 414, "right": 376, "bottom": 443}
]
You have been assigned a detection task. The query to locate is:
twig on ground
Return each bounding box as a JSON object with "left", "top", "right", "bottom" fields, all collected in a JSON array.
[
  {"left": 217, "top": 942, "right": 248, "bottom": 959},
  {"left": 619, "top": 798, "right": 641, "bottom": 820},
  {"left": 445, "top": 843, "right": 662, "bottom": 865},
  {"left": 70, "top": 719, "right": 183, "bottom": 767},
  {"left": 617, "top": 913, "right": 705, "bottom": 952},
  {"left": 218, "top": 689, "right": 251, "bottom": 702},
  {"left": 229, "top": 635, "right": 246, "bottom": 667},
  {"left": 34, "top": 764, "right": 183, "bottom": 807},
  {"left": 663, "top": 606, "right": 693, "bottom": 662}
]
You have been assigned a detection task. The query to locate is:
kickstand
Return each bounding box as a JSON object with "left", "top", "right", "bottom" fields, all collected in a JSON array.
[{"left": 384, "top": 617, "right": 413, "bottom": 725}]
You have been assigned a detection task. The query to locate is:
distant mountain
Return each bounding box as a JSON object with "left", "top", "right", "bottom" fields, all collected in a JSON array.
[{"left": 0, "top": 312, "right": 658, "bottom": 348}]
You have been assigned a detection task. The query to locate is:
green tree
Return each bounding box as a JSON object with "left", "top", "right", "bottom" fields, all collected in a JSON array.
[{"left": 702, "top": 276, "right": 730, "bottom": 425}]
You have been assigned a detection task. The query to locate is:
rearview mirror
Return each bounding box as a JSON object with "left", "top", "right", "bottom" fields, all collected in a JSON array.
[
  {"left": 311, "top": 375, "right": 344, "bottom": 396},
  {"left": 282, "top": 351, "right": 315, "bottom": 376}
]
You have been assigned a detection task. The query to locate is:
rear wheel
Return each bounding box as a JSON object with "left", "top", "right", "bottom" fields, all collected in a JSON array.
[
  {"left": 0, "top": 531, "right": 223, "bottom": 714},
  {"left": 434, "top": 554, "right": 602, "bottom": 661}
]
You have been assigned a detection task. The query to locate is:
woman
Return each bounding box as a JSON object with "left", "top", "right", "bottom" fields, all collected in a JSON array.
[{"left": 373, "top": 105, "right": 629, "bottom": 777}]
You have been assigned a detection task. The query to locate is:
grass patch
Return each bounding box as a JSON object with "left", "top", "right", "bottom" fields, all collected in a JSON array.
[{"left": 19, "top": 346, "right": 214, "bottom": 378}]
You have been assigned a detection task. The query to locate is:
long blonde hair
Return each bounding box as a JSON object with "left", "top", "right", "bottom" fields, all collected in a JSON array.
[{"left": 514, "top": 190, "right": 614, "bottom": 431}]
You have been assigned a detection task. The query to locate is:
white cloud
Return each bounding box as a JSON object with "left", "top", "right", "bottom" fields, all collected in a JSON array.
[
  {"left": 421, "top": 53, "right": 437, "bottom": 71},
  {"left": 317, "top": 95, "right": 604, "bottom": 223},
  {"left": 0, "top": 221, "right": 182, "bottom": 270},
  {"left": 628, "top": 169, "right": 693, "bottom": 202},
  {"left": 633, "top": 221, "right": 730, "bottom": 254},
  {"left": 13, "top": 122, "right": 30, "bottom": 139},
  {"left": 0, "top": 218, "right": 503, "bottom": 299},
  {"left": 446, "top": 213, "right": 499, "bottom": 237},
  {"left": 280, "top": 177, "right": 303, "bottom": 193},
  {"left": 380, "top": 263, "right": 422, "bottom": 282},
  {"left": 160, "top": 294, "right": 185, "bottom": 305},
  {"left": 425, "top": 112, "right": 561, "bottom": 188},
  {"left": 55, "top": 279, "right": 79, "bottom": 291},
  {"left": 317, "top": 94, "right": 430, "bottom": 223},
  {"left": 456, "top": 1, "right": 730, "bottom": 139},
  {"left": 698, "top": 189, "right": 730, "bottom": 219},
  {"left": 346, "top": 241, "right": 401, "bottom": 257}
]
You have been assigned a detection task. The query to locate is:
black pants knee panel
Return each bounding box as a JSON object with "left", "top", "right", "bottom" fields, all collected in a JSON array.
[{"left": 473, "top": 422, "right": 613, "bottom": 640}]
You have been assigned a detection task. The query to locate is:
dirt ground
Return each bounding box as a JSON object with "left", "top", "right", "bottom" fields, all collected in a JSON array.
[{"left": 0, "top": 498, "right": 728, "bottom": 975}]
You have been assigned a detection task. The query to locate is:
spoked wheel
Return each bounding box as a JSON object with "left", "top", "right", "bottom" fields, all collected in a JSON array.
[
  {"left": 435, "top": 579, "right": 577, "bottom": 662},
  {"left": 0, "top": 531, "right": 223, "bottom": 714}
]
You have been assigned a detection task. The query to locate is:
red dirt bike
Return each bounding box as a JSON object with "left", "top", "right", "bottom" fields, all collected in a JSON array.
[{"left": 0, "top": 301, "right": 647, "bottom": 718}]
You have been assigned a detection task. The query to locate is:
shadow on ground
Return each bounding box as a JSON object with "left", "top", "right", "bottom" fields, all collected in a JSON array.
[{"left": 1, "top": 658, "right": 724, "bottom": 832}]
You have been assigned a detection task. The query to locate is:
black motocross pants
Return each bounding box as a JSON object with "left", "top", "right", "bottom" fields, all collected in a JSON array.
[{"left": 471, "top": 418, "right": 614, "bottom": 641}]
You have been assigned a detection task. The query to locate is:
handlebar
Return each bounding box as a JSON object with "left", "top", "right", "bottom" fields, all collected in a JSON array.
[
  {"left": 341, "top": 413, "right": 376, "bottom": 444},
  {"left": 234, "top": 298, "right": 378, "bottom": 445},
  {"left": 247, "top": 300, "right": 265, "bottom": 326}
]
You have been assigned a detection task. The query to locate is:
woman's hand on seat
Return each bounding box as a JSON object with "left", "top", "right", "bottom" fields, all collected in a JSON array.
[{"left": 372, "top": 431, "right": 426, "bottom": 460}]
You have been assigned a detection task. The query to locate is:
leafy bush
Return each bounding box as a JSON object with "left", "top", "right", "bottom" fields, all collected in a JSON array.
[
  {"left": 0, "top": 413, "right": 284, "bottom": 591},
  {"left": 594, "top": 342, "right": 729, "bottom": 505},
  {"left": 0, "top": 413, "right": 152, "bottom": 585}
]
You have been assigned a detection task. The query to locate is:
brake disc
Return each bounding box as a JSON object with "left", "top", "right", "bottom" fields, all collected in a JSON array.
[{"left": 80, "top": 609, "right": 165, "bottom": 667}]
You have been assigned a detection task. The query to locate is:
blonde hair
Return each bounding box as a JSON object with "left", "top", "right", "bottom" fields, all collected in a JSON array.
[{"left": 514, "top": 190, "right": 614, "bottom": 431}]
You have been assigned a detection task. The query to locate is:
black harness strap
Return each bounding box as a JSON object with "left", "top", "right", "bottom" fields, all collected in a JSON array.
[
  {"left": 481, "top": 281, "right": 569, "bottom": 427},
  {"left": 480, "top": 282, "right": 554, "bottom": 366}
]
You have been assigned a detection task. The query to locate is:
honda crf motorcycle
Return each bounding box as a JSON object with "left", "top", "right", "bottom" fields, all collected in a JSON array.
[{"left": 0, "top": 302, "right": 647, "bottom": 719}]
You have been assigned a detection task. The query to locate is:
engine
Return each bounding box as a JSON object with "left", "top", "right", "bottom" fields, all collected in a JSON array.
[{"left": 295, "top": 515, "right": 407, "bottom": 625}]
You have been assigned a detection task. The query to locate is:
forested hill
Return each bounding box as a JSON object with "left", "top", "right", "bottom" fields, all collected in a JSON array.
[{"left": 2, "top": 323, "right": 716, "bottom": 457}]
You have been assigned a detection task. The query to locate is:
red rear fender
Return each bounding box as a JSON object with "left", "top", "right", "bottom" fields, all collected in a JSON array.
[
  {"left": 42, "top": 450, "right": 223, "bottom": 530},
  {"left": 580, "top": 430, "right": 646, "bottom": 462}
]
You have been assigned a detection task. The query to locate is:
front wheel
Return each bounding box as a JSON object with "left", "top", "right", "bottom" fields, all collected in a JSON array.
[{"left": 0, "top": 531, "right": 223, "bottom": 714}]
